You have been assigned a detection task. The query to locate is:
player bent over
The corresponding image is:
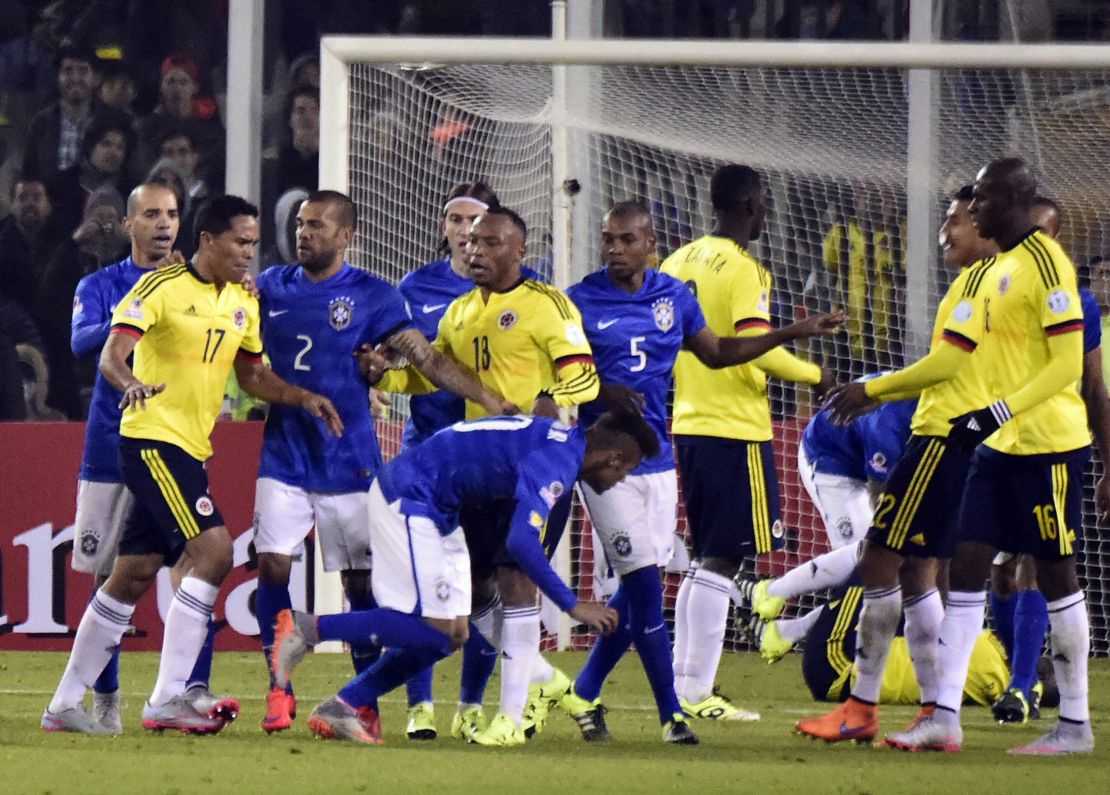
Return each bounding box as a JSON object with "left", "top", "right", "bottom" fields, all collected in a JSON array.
[
  {"left": 271, "top": 412, "right": 657, "bottom": 745},
  {"left": 43, "top": 196, "right": 341, "bottom": 735}
]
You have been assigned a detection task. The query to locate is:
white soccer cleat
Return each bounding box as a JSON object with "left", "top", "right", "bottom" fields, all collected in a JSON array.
[
  {"left": 1008, "top": 721, "right": 1095, "bottom": 756},
  {"left": 92, "top": 691, "right": 123, "bottom": 735},
  {"left": 184, "top": 684, "right": 240, "bottom": 724},
  {"left": 141, "top": 697, "right": 228, "bottom": 734},
  {"left": 884, "top": 713, "right": 962, "bottom": 752},
  {"left": 41, "top": 705, "right": 113, "bottom": 734}
]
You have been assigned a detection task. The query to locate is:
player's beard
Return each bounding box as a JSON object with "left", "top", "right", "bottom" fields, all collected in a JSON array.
[{"left": 299, "top": 247, "right": 335, "bottom": 274}]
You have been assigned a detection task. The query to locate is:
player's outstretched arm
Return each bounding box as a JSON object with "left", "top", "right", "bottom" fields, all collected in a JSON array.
[
  {"left": 1081, "top": 347, "right": 1110, "bottom": 523},
  {"left": 100, "top": 330, "right": 165, "bottom": 411},
  {"left": 685, "top": 311, "right": 846, "bottom": 369},
  {"left": 71, "top": 277, "right": 112, "bottom": 357},
  {"left": 386, "top": 327, "right": 519, "bottom": 415},
  {"left": 233, "top": 355, "right": 344, "bottom": 437}
]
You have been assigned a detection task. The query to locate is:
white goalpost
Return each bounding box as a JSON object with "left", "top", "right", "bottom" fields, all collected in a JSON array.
[{"left": 316, "top": 14, "right": 1110, "bottom": 653}]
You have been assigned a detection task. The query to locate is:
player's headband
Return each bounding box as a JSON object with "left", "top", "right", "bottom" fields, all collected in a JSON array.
[{"left": 443, "top": 197, "right": 489, "bottom": 215}]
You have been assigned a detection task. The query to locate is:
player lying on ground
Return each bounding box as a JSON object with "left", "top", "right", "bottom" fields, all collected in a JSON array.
[{"left": 270, "top": 412, "right": 657, "bottom": 746}]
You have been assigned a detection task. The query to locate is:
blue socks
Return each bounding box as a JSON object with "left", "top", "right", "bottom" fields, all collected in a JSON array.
[
  {"left": 256, "top": 578, "right": 292, "bottom": 689},
  {"left": 340, "top": 647, "right": 447, "bottom": 711},
  {"left": 458, "top": 623, "right": 499, "bottom": 705},
  {"left": 186, "top": 618, "right": 216, "bottom": 690},
  {"left": 574, "top": 586, "right": 632, "bottom": 702},
  {"left": 317, "top": 608, "right": 455, "bottom": 656},
  {"left": 1011, "top": 589, "right": 1049, "bottom": 698},
  {"left": 406, "top": 657, "right": 435, "bottom": 707},
  {"left": 345, "top": 588, "right": 382, "bottom": 676},
  {"left": 990, "top": 591, "right": 1016, "bottom": 662}
]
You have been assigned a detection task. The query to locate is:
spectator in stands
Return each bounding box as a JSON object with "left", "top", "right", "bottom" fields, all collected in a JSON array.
[
  {"left": 144, "top": 156, "right": 195, "bottom": 258},
  {"left": 261, "top": 85, "right": 318, "bottom": 252},
  {"left": 261, "top": 186, "right": 308, "bottom": 268},
  {"left": 35, "top": 187, "right": 129, "bottom": 418},
  {"left": 22, "top": 44, "right": 130, "bottom": 183},
  {"left": 136, "top": 53, "right": 223, "bottom": 178},
  {"left": 777, "top": 0, "right": 883, "bottom": 39},
  {"left": 0, "top": 178, "right": 59, "bottom": 312},
  {"left": 47, "top": 114, "right": 134, "bottom": 237},
  {"left": 97, "top": 59, "right": 141, "bottom": 117},
  {"left": 158, "top": 126, "right": 215, "bottom": 206}
]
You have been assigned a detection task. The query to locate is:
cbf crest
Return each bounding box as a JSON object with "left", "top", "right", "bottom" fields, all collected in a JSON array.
[
  {"left": 651, "top": 298, "right": 675, "bottom": 332},
  {"left": 329, "top": 296, "right": 354, "bottom": 330}
]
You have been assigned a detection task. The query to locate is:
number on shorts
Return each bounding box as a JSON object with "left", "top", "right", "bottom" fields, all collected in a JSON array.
[
  {"left": 294, "top": 334, "right": 313, "bottom": 371},
  {"left": 872, "top": 493, "right": 897, "bottom": 530},
  {"left": 1033, "top": 504, "right": 1057, "bottom": 540}
]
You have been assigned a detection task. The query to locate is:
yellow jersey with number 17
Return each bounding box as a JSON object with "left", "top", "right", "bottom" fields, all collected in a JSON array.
[
  {"left": 433, "top": 279, "right": 597, "bottom": 417},
  {"left": 110, "top": 263, "right": 263, "bottom": 461},
  {"left": 979, "top": 230, "right": 1088, "bottom": 455}
]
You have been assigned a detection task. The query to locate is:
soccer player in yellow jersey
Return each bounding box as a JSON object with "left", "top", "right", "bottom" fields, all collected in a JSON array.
[
  {"left": 659, "top": 164, "right": 834, "bottom": 721},
  {"left": 44, "top": 196, "right": 342, "bottom": 736},
  {"left": 368, "top": 206, "right": 599, "bottom": 745},
  {"left": 796, "top": 184, "right": 999, "bottom": 747},
  {"left": 927, "top": 160, "right": 1095, "bottom": 755}
]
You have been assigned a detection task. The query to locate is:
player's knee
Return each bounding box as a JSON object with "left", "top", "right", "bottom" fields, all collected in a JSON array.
[
  {"left": 990, "top": 562, "right": 1018, "bottom": 598},
  {"left": 449, "top": 622, "right": 470, "bottom": 650},
  {"left": 899, "top": 557, "right": 938, "bottom": 598},
  {"left": 340, "top": 569, "right": 371, "bottom": 601},
  {"left": 186, "top": 527, "right": 234, "bottom": 583},
  {"left": 497, "top": 566, "right": 537, "bottom": 606},
  {"left": 700, "top": 556, "right": 739, "bottom": 579},
  {"left": 104, "top": 554, "right": 162, "bottom": 602},
  {"left": 258, "top": 552, "right": 292, "bottom": 585},
  {"left": 948, "top": 541, "right": 995, "bottom": 592},
  {"left": 856, "top": 543, "right": 901, "bottom": 588}
]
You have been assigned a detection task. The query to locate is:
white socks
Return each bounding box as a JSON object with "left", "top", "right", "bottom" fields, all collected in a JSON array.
[
  {"left": 499, "top": 605, "right": 540, "bottom": 725},
  {"left": 676, "top": 568, "right": 732, "bottom": 702},
  {"left": 935, "top": 590, "right": 986, "bottom": 715},
  {"left": 671, "top": 570, "right": 694, "bottom": 698},
  {"left": 49, "top": 590, "right": 135, "bottom": 713},
  {"left": 903, "top": 588, "right": 943, "bottom": 705},
  {"left": 150, "top": 576, "right": 218, "bottom": 707},
  {"left": 530, "top": 652, "right": 555, "bottom": 686},
  {"left": 768, "top": 540, "right": 861, "bottom": 601},
  {"left": 776, "top": 607, "right": 823, "bottom": 643},
  {"left": 1047, "top": 593, "right": 1090, "bottom": 723},
  {"left": 471, "top": 595, "right": 502, "bottom": 649},
  {"left": 851, "top": 585, "right": 902, "bottom": 704}
]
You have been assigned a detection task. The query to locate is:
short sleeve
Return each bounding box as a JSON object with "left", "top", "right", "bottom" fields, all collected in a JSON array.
[
  {"left": 1039, "top": 262, "right": 1084, "bottom": 339},
  {"left": 239, "top": 294, "right": 263, "bottom": 356},
  {"left": 940, "top": 271, "right": 988, "bottom": 352},
  {"left": 110, "top": 279, "right": 163, "bottom": 337},
  {"left": 367, "top": 282, "right": 414, "bottom": 346},
  {"left": 730, "top": 261, "right": 772, "bottom": 336},
  {"left": 675, "top": 278, "right": 707, "bottom": 339},
  {"left": 533, "top": 290, "right": 594, "bottom": 363}
]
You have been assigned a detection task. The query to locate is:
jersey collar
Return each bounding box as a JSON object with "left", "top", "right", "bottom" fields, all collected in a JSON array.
[{"left": 999, "top": 227, "right": 1040, "bottom": 253}]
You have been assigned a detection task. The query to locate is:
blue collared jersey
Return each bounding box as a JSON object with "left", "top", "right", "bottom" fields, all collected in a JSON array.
[
  {"left": 1081, "top": 288, "right": 1101, "bottom": 354},
  {"left": 803, "top": 384, "right": 916, "bottom": 483},
  {"left": 567, "top": 267, "right": 706, "bottom": 475},
  {"left": 376, "top": 415, "right": 580, "bottom": 611},
  {"left": 397, "top": 258, "right": 543, "bottom": 447},
  {"left": 72, "top": 257, "right": 153, "bottom": 481},
  {"left": 257, "top": 263, "right": 412, "bottom": 492}
]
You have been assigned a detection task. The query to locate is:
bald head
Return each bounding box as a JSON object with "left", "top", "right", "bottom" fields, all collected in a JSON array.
[
  {"left": 977, "top": 157, "right": 1037, "bottom": 209},
  {"left": 602, "top": 201, "right": 656, "bottom": 286},
  {"left": 970, "top": 157, "right": 1038, "bottom": 246},
  {"left": 127, "top": 182, "right": 178, "bottom": 218},
  {"left": 125, "top": 182, "right": 180, "bottom": 266}
]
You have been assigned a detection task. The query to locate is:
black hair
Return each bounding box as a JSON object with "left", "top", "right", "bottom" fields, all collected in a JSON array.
[
  {"left": 1033, "top": 194, "right": 1061, "bottom": 218},
  {"left": 193, "top": 194, "right": 259, "bottom": 250},
  {"left": 285, "top": 84, "right": 320, "bottom": 122},
  {"left": 605, "top": 200, "right": 652, "bottom": 223},
  {"left": 590, "top": 411, "right": 661, "bottom": 460},
  {"left": 304, "top": 189, "right": 357, "bottom": 231},
  {"left": 482, "top": 205, "right": 528, "bottom": 241},
  {"left": 158, "top": 125, "right": 198, "bottom": 151},
  {"left": 710, "top": 164, "right": 762, "bottom": 214},
  {"left": 80, "top": 116, "right": 133, "bottom": 162},
  {"left": 953, "top": 184, "right": 975, "bottom": 202},
  {"left": 436, "top": 180, "right": 500, "bottom": 255},
  {"left": 53, "top": 43, "right": 98, "bottom": 72},
  {"left": 10, "top": 177, "right": 46, "bottom": 200}
]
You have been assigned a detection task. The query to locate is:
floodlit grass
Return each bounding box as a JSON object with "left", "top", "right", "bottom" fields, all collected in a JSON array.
[{"left": 2, "top": 651, "right": 1108, "bottom": 794}]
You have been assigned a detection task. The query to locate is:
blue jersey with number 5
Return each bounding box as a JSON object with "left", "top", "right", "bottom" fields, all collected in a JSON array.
[
  {"left": 257, "top": 263, "right": 412, "bottom": 492},
  {"left": 568, "top": 267, "right": 706, "bottom": 474}
]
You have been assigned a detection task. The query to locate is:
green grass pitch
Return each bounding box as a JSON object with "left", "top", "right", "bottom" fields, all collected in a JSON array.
[{"left": 3, "top": 651, "right": 1108, "bottom": 793}]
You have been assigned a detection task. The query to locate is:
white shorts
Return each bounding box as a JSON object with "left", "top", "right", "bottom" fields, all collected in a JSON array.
[
  {"left": 253, "top": 477, "right": 372, "bottom": 573},
  {"left": 367, "top": 480, "right": 471, "bottom": 620},
  {"left": 72, "top": 480, "right": 134, "bottom": 576},
  {"left": 798, "top": 446, "right": 872, "bottom": 550},
  {"left": 581, "top": 470, "right": 678, "bottom": 577}
]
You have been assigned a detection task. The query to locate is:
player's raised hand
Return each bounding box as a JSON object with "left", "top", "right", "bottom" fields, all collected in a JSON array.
[
  {"left": 369, "top": 387, "right": 390, "bottom": 419},
  {"left": 814, "top": 368, "right": 839, "bottom": 404},
  {"left": 239, "top": 270, "right": 261, "bottom": 299},
  {"left": 598, "top": 383, "right": 645, "bottom": 415},
  {"left": 788, "top": 310, "right": 847, "bottom": 340},
  {"left": 531, "top": 393, "right": 559, "bottom": 418},
  {"left": 118, "top": 381, "right": 166, "bottom": 411},
  {"left": 301, "top": 392, "right": 344, "bottom": 437},
  {"left": 824, "top": 381, "right": 876, "bottom": 425},
  {"left": 477, "top": 389, "right": 520, "bottom": 417},
  {"left": 569, "top": 601, "right": 620, "bottom": 636}
]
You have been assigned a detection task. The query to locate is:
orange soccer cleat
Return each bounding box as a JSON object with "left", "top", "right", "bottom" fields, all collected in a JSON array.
[
  {"left": 262, "top": 687, "right": 293, "bottom": 733},
  {"left": 794, "top": 697, "right": 878, "bottom": 744}
]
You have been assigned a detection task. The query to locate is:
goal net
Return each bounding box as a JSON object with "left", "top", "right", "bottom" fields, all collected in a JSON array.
[{"left": 325, "top": 39, "right": 1110, "bottom": 655}]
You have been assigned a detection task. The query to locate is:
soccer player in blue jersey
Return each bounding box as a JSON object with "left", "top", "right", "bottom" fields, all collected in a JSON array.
[
  {"left": 270, "top": 413, "right": 654, "bottom": 745},
  {"left": 54, "top": 183, "right": 220, "bottom": 733},
  {"left": 559, "top": 202, "right": 842, "bottom": 742},
  {"left": 252, "top": 190, "right": 513, "bottom": 734},
  {"left": 395, "top": 181, "right": 545, "bottom": 740}
]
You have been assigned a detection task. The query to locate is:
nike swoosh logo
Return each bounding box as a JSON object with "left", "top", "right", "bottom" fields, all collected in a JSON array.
[
  {"left": 597, "top": 319, "right": 619, "bottom": 329},
  {"left": 839, "top": 721, "right": 871, "bottom": 737},
  {"left": 423, "top": 303, "right": 447, "bottom": 313},
  {"left": 643, "top": 623, "right": 666, "bottom": 635},
  {"left": 268, "top": 309, "right": 290, "bottom": 318}
]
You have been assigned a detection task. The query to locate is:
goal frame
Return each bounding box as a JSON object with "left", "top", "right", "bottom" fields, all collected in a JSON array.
[{"left": 317, "top": 31, "right": 1110, "bottom": 650}]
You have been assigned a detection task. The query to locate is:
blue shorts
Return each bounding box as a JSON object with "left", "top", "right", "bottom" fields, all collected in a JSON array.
[
  {"left": 117, "top": 438, "right": 224, "bottom": 565},
  {"left": 957, "top": 447, "right": 1087, "bottom": 560},
  {"left": 865, "top": 435, "right": 969, "bottom": 559},
  {"left": 675, "top": 436, "right": 784, "bottom": 561}
]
